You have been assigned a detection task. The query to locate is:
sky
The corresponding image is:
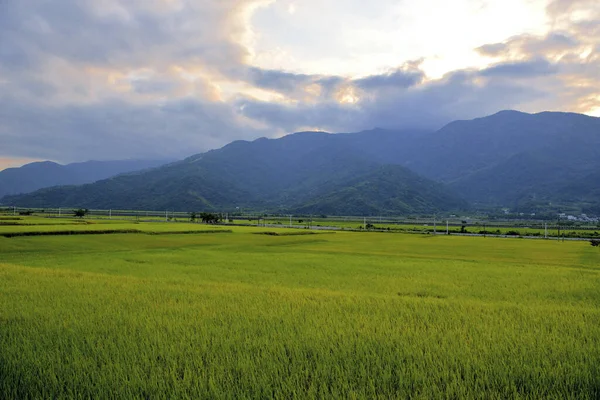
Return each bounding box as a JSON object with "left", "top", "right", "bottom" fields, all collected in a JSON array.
[{"left": 1, "top": 0, "right": 599, "bottom": 169}]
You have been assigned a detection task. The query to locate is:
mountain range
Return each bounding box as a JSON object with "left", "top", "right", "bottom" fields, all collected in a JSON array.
[
  {"left": 0, "top": 159, "right": 172, "bottom": 199},
  {"left": 2, "top": 110, "right": 599, "bottom": 215}
]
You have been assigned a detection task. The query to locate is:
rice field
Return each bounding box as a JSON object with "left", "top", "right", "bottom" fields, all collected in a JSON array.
[
  {"left": 1, "top": 218, "right": 599, "bottom": 398},
  {"left": 230, "top": 217, "right": 600, "bottom": 239}
]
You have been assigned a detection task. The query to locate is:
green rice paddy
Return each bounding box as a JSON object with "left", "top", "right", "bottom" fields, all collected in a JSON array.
[{"left": 1, "top": 217, "right": 599, "bottom": 398}]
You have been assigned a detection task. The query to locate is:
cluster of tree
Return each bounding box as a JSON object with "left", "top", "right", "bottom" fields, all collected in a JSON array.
[
  {"left": 190, "top": 212, "right": 221, "bottom": 224},
  {"left": 73, "top": 208, "right": 89, "bottom": 218},
  {"left": 591, "top": 239, "right": 600, "bottom": 247}
]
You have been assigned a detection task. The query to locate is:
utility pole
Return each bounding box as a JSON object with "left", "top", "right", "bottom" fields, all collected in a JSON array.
[
  {"left": 544, "top": 223, "right": 548, "bottom": 239},
  {"left": 446, "top": 220, "right": 449, "bottom": 235},
  {"left": 363, "top": 217, "right": 366, "bottom": 230},
  {"left": 58, "top": 207, "right": 61, "bottom": 217},
  {"left": 13, "top": 206, "right": 16, "bottom": 216},
  {"left": 165, "top": 210, "right": 168, "bottom": 222},
  {"left": 433, "top": 216, "right": 437, "bottom": 235},
  {"left": 289, "top": 215, "right": 292, "bottom": 228},
  {"left": 109, "top": 209, "right": 112, "bottom": 220}
]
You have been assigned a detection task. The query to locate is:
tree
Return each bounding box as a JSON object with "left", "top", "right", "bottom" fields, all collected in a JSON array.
[
  {"left": 190, "top": 212, "right": 197, "bottom": 222},
  {"left": 73, "top": 208, "right": 88, "bottom": 218},
  {"left": 199, "top": 212, "right": 221, "bottom": 224},
  {"left": 590, "top": 239, "right": 600, "bottom": 247}
]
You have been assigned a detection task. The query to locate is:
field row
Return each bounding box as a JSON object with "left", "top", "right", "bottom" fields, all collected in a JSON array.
[{"left": 2, "top": 216, "right": 599, "bottom": 240}]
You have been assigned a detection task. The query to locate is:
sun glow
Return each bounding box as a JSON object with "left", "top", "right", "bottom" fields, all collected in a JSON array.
[
  {"left": 336, "top": 86, "right": 360, "bottom": 104},
  {"left": 0, "top": 158, "right": 45, "bottom": 171},
  {"left": 249, "top": 0, "right": 549, "bottom": 78}
]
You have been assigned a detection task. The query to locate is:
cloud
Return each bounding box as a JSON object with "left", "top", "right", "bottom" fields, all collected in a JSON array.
[
  {"left": 0, "top": 95, "right": 271, "bottom": 162},
  {"left": 479, "top": 59, "right": 558, "bottom": 78},
  {"left": 476, "top": 32, "right": 581, "bottom": 60},
  {"left": 245, "top": 67, "right": 316, "bottom": 97},
  {"left": 0, "top": 0, "right": 273, "bottom": 162},
  {"left": 0, "top": 0, "right": 599, "bottom": 164},
  {"left": 477, "top": 43, "right": 509, "bottom": 57},
  {"left": 0, "top": 0, "right": 254, "bottom": 72},
  {"left": 546, "top": 0, "right": 600, "bottom": 20},
  {"left": 354, "top": 67, "right": 425, "bottom": 90},
  {"left": 243, "top": 64, "right": 424, "bottom": 103},
  {"left": 237, "top": 66, "right": 550, "bottom": 132}
]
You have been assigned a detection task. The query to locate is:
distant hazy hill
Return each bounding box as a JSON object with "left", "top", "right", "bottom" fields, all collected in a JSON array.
[
  {"left": 0, "top": 159, "right": 172, "bottom": 198},
  {"left": 3, "top": 110, "right": 600, "bottom": 215}
]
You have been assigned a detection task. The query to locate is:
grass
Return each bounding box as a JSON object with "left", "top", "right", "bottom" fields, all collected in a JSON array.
[{"left": 1, "top": 220, "right": 600, "bottom": 398}]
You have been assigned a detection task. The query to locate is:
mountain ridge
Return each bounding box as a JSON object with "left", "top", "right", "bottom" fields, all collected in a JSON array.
[
  {"left": 0, "top": 159, "right": 173, "bottom": 198},
  {"left": 2, "top": 110, "right": 600, "bottom": 215}
]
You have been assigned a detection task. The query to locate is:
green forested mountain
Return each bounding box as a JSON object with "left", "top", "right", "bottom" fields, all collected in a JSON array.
[
  {"left": 288, "top": 165, "right": 467, "bottom": 216},
  {"left": 402, "top": 111, "right": 600, "bottom": 181},
  {"left": 2, "top": 110, "right": 600, "bottom": 215},
  {"left": 0, "top": 132, "right": 464, "bottom": 215},
  {"left": 341, "top": 111, "right": 600, "bottom": 212}
]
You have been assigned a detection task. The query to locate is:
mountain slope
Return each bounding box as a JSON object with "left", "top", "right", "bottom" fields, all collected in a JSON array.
[
  {"left": 1, "top": 133, "right": 465, "bottom": 215},
  {"left": 404, "top": 111, "right": 600, "bottom": 182},
  {"left": 3, "top": 110, "right": 600, "bottom": 214},
  {"left": 0, "top": 159, "right": 172, "bottom": 198},
  {"left": 289, "top": 165, "right": 468, "bottom": 215}
]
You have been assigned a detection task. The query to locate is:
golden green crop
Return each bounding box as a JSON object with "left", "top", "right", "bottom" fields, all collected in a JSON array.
[{"left": 1, "top": 221, "right": 599, "bottom": 398}]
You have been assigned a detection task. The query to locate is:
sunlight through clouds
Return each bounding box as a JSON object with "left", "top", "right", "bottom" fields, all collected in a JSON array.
[{"left": 249, "top": 0, "right": 549, "bottom": 78}]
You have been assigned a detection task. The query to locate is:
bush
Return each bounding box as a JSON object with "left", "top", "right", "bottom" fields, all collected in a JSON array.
[{"left": 590, "top": 239, "right": 600, "bottom": 247}]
